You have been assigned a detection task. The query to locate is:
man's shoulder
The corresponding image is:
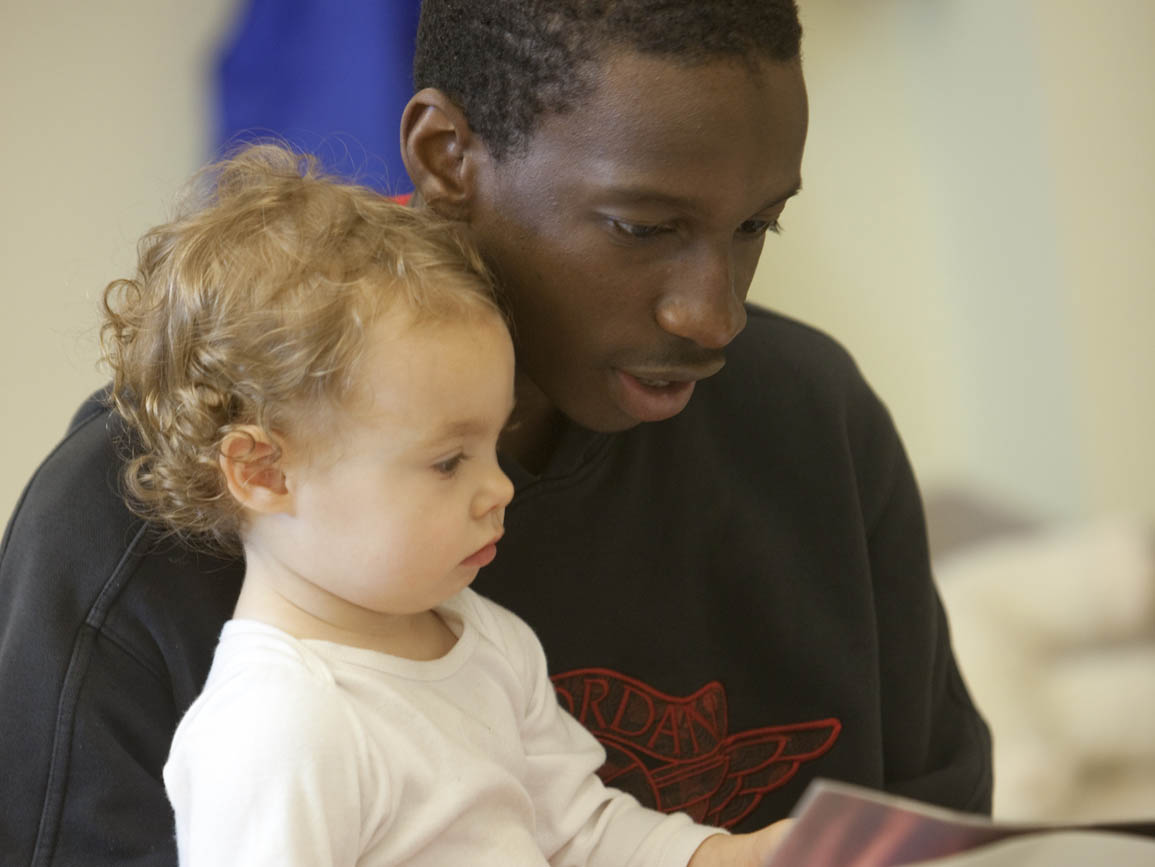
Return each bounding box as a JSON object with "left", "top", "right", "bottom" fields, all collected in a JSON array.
[
  {"left": 667, "top": 305, "right": 899, "bottom": 489},
  {"left": 701, "top": 304, "right": 872, "bottom": 418},
  {"left": 734, "top": 304, "right": 860, "bottom": 382},
  {"left": 1, "top": 395, "right": 139, "bottom": 589},
  {"left": 0, "top": 391, "right": 240, "bottom": 688}
]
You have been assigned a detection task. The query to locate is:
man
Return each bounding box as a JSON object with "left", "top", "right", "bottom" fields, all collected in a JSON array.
[{"left": 0, "top": 1, "right": 991, "bottom": 863}]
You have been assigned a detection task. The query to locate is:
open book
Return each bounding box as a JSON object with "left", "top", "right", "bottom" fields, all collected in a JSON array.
[{"left": 764, "top": 779, "right": 1155, "bottom": 866}]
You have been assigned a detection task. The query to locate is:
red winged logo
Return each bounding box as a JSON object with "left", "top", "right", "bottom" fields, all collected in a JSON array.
[{"left": 552, "top": 668, "right": 841, "bottom": 828}]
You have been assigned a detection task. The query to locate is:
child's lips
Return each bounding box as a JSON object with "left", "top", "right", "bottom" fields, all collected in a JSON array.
[{"left": 462, "top": 534, "right": 503, "bottom": 568}]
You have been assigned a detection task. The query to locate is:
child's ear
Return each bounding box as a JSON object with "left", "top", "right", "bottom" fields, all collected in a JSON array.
[
  {"left": 400, "top": 87, "right": 485, "bottom": 220},
  {"left": 218, "top": 427, "right": 292, "bottom": 515}
]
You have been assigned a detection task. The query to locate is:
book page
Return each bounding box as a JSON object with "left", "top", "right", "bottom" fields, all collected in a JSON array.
[
  {"left": 764, "top": 779, "right": 1155, "bottom": 867},
  {"left": 906, "top": 830, "right": 1155, "bottom": 866}
]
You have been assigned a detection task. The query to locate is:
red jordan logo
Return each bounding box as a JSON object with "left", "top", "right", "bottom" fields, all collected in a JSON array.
[{"left": 552, "top": 668, "right": 841, "bottom": 828}]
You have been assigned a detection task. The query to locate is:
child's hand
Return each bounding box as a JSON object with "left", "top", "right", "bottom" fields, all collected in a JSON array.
[{"left": 687, "top": 819, "right": 794, "bottom": 867}]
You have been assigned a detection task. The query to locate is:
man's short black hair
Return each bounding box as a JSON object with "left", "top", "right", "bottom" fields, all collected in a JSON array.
[{"left": 413, "top": 0, "right": 802, "bottom": 160}]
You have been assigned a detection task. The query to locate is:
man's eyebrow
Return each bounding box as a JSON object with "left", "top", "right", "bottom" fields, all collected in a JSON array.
[
  {"left": 600, "top": 181, "right": 803, "bottom": 213},
  {"left": 600, "top": 186, "right": 700, "bottom": 210},
  {"left": 759, "top": 182, "right": 802, "bottom": 211}
]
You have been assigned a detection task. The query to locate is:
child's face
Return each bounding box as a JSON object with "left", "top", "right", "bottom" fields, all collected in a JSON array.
[{"left": 265, "top": 307, "right": 516, "bottom": 620}]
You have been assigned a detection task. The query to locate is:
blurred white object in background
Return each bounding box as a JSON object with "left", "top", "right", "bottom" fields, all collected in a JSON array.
[{"left": 932, "top": 504, "right": 1155, "bottom": 822}]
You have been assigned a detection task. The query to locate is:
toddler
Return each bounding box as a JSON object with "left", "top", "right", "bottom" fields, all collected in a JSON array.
[{"left": 100, "top": 144, "right": 788, "bottom": 866}]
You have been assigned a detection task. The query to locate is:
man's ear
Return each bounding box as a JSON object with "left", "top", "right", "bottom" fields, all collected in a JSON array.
[
  {"left": 219, "top": 427, "right": 293, "bottom": 516},
  {"left": 400, "top": 87, "right": 486, "bottom": 220}
]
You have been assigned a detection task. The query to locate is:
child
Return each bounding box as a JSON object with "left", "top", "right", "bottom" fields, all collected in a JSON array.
[{"left": 100, "top": 144, "right": 789, "bottom": 866}]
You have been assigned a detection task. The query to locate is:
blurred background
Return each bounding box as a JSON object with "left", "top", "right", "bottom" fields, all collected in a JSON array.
[{"left": 2, "top": 0, "right": 1152, "bottom": 823}]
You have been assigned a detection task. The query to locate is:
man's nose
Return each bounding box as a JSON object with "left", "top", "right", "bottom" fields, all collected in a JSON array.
[{"left": 654, "top": 241, "right": 747, "bottom": 349}]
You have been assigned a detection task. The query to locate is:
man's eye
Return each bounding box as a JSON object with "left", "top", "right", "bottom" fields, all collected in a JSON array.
[
  {"left": 433, "top": 454, "right": 466, "bottom": 476},
  {"left": 608, "top": 218, "right": 670, "bottom": 239},
  {"left": 737, "top": 218, "right": 783, "bottom": 238}
]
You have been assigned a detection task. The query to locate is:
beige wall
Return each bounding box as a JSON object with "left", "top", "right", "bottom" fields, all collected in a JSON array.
[
  {"left": 1031, "top": 0, "right": 1155, "bottom": 519},
  {"left": 2, "top": 0, "right": 1153, "bottom": 526},
  {"left": 0, "top": 0, "right": 236, "bottom": 521},
  {"left": 755, "top": 0, "right": 1155, "bottom": 522}
]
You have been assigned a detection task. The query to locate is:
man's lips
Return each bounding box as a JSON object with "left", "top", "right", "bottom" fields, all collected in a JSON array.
[
  {"left": 461, "top": 533, "right": 503, "bottom": 569},
  {"left": 620, "top": 360, "right": 725, "bottom": 386},
  {"left": 612, "top": 361, "right": 724, "bottom": 423}
]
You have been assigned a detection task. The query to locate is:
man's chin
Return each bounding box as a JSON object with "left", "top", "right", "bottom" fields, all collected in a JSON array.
[{"left": 514, "top": 371, "right": 697, "bottom": 446}]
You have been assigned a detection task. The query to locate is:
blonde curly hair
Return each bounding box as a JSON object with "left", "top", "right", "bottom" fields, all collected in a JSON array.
[{"left": 101, "top": 144, "right": 501, "bottom": 554}]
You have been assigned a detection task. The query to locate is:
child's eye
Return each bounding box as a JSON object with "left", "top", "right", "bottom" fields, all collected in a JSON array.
[{"left": 433, "top": 454, "right": 466, "bottom": 476}]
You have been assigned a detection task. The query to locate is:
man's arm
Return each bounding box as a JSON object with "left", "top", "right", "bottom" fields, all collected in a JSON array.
[
  {"left": 31, "top": 631, "right": 183, "bottom": 865},
  {"left": 851, "top": 386, "right": 994, "bottom": 813}
]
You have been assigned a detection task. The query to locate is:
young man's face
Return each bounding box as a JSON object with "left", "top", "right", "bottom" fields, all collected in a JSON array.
[{"left": 469, "top": 52, "right": 808, "bottom": 433}]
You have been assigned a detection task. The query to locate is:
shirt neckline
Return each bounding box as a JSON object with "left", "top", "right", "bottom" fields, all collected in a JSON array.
[{"left": 224, "top": 593, "right": 479, "bottom": 682}]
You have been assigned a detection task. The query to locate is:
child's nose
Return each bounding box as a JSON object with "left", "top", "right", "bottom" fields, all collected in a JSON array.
[
  {"left": 492, "top": 468, "right": 514, "bottom": 511},
  {"left": 475, "top": 464, "right": 514, "bottom": 518}
]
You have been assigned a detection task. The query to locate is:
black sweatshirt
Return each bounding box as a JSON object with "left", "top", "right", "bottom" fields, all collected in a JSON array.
[{"left": 0, "top": 306, "right": 991, "bottom": 865}]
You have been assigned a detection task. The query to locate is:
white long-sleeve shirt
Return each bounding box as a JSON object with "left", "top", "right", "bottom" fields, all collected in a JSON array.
[{"left": 163, "top": 588, "right": 721, "bottom": 866}]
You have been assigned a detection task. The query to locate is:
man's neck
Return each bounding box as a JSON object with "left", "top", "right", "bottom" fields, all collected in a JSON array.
[
  {"left": 500, "top": 409, "right": 568, "bottom": 476},
  {"left": 500, "top": 372, "right": 567, "bottom": 475}
]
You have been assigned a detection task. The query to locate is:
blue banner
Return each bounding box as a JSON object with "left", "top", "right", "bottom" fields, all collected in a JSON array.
[{"left": 214, "top": 0, "right": 422, "bottom": 194}]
